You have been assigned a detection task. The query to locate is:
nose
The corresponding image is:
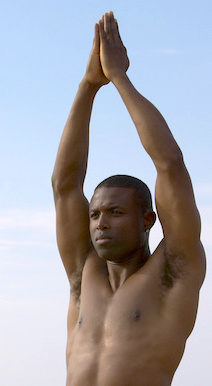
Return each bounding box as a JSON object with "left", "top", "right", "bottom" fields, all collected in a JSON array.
[{"left": 97, "top": 213, "right": 109, "bottom": 230}]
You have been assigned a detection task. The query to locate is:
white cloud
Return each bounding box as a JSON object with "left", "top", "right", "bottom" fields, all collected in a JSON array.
[
  {"left": 0, "top": 238, "right": 54, "bottom": 248},
  {"left": 0, "top": 208, "right": 55, "bottom": 231},
  {"left": 0, "top": 208, "right": 56, "bottom": 254}
]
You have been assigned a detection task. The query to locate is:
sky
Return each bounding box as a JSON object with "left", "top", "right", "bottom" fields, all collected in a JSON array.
[{"left": 0, "top": 0, "right": 212, "bottom": 385}]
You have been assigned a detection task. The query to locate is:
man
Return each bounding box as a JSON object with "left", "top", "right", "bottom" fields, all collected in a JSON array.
[{"left": 52, "top": 11, "right": 206, "bottom": 386}]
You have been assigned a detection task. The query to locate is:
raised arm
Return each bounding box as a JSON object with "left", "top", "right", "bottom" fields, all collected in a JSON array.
[
  {"left": 52, "top": 24, "right": 109, "bottom": 297},
  {"left": 98, "top": 12, "right": 205, "bottom": 285}
]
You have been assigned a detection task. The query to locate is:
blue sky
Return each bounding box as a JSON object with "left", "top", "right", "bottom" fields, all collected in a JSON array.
[{"left": 1, "top": 1, "right": 212, "bottom": 385}]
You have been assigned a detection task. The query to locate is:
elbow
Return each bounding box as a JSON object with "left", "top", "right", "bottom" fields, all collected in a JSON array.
[
  {"left": 51, "top": 172, "right": 58, "bottom": 194},
  {"left": 157, "top": 146, "right": 185, "bottom": 173},
  {"left": 51, "top": 169, "right": 83, "bottom": 198},
  {"left": 51, "top": 172, "right": 62, "bottom": 199},
  {"left": 51, "top": 169, "right": 69, "bottom": 197},
  {"left": 169, "top": 146, "right": 184, "bottom": 166},
  {"left": 51, "top": 173, "right": 71, "bottom": 197},
  {"left": 51, "top": 168, "right": 61, "bottom": 193}
]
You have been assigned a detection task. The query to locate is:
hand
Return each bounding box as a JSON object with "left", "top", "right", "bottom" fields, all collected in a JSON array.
[
  {"left": 84, "top": 23, "right": 110, "bottom": 88},
  {"left": 98, "top": 11, "right": 130, "bottom": 82}
]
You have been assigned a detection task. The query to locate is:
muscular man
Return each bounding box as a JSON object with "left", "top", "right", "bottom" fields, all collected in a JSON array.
[{"left": 52, "top": 11, "right": 206, "bottom": 386}]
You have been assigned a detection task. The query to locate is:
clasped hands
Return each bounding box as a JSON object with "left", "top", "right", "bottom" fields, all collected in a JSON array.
[{"left": 85, "top": 11, "right": 130, "bottom": 88}]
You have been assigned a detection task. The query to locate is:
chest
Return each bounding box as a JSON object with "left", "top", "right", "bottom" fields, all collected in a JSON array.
[{"left": 75, "top": 273, "right": 162, "bottom": 344}]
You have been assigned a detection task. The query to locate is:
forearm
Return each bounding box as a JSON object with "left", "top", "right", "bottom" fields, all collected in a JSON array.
[
  {"left": 112, "top": 73, "right": 182, "bottom": 170},
  {"left": 52, "top": 78, "right": 100, "bottom": 192}
]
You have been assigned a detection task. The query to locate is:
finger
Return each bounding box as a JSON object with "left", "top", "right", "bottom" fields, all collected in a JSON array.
[
  {"left": 93, "top": 23, "right": 100, "bottom": 51},
  {"left": 110, "top": 14, "right": 119, "bottom": 42},
  {"left": 98, "top": 19, "right": 106, "bottom": 44},
  {"left": 108, "top": 11, "right": 116, "bottom": 41},
  {"left": 108, "top": 12, "right": 123, "bottom": 45},
  {"left": 109, "top": 10, "right": 114, "bottom": 21},
  {"left": 104, "top": 12, "right": 111, "bottom": 35},
  {"left": 98, "top": 19, "right": 104, "bottom": 36},
  {"left": 114, "top": 19, "right": 124, "bottom": 45}
]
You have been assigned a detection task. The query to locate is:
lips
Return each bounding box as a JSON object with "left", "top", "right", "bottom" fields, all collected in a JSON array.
[
  {"left": 96, "top": 232, "right": 111, "bottom": 240},
  {"left": 96, "top": 233, "right": 112, "bottom": 244}
]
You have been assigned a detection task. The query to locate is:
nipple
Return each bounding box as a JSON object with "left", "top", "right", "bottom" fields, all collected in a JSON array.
[{"left": 133, "top": 310, "right": 140, "bottom": 321}]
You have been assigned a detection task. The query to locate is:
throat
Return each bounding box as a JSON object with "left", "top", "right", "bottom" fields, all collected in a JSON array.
[{"left": 107, "top": 250, "right": 149, "bottom": 292}]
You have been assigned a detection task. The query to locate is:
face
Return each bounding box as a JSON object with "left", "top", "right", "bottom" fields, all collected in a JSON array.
[{"left": 89, "top": 187, "right": 146, "bottom": 263}]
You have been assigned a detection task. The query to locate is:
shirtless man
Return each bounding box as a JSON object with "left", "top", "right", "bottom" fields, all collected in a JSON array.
[{"left": 52, "top": 11, "right": 206, "bottom": 386}]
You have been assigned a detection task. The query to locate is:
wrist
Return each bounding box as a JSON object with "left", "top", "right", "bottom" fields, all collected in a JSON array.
[
  {"left": 111, "top": 72, "right": 128, "bottom": 86},
  {"left": 81, "top": 76, "right": 104, "bottom": 94}
]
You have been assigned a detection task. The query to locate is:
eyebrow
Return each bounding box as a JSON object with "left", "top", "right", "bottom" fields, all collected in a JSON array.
[{"left": 89, "top": 204, "right": 125, "bottom": 213}]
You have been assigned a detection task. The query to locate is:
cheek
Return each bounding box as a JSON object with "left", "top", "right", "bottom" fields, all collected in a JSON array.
[
  {"left": 89, "top": 223, "right": 94, "bottom": 238},
  {"left": 127, "top": 219, "right": 143, "bottom": 240}
]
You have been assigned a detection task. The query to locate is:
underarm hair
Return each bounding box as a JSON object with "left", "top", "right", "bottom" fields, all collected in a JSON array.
[
  {"left": 161, "top": 250, "right": 186, "bottom": 289},
  {"left": 70, "top": 271, "right": 82, "bottom": 304}
]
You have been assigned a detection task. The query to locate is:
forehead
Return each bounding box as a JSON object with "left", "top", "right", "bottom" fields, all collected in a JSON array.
[{"left": 90, "top": 187, "right": 136, "bottom": 209}]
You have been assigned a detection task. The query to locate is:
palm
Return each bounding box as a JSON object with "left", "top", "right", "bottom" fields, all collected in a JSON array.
[
  {"left": 85, "top": 24, "right": 109, "bottom": 86},
  {"left": 98, "top": 14, "right": 130, "bottom": 82},
  {"left": 87, "top": 49, "right": 109, "bottom": 85}
]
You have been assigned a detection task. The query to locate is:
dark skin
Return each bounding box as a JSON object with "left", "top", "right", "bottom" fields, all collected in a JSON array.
[{"left": 52, "top": 11, "right": 206, "bottom": 386}]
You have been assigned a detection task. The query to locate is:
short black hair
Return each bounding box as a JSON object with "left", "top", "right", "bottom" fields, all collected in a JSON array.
[{"left": 94, "top": 175, "right": 153, "bottom": 213}]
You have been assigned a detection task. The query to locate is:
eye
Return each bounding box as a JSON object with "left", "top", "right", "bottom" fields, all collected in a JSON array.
[
  {"left": 111, "top": 209, "right": 123, "bottom": 216},
  {"left": 90, "top": 211, "right": 99, "bottom": 219}
]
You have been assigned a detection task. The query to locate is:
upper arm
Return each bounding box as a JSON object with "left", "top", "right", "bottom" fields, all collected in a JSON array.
[
  {"left": 155, "top": 154, "right": 206, "bottom": 286},
  {"left": 53, "top": 187, "right": 91, "bottom": 285}
]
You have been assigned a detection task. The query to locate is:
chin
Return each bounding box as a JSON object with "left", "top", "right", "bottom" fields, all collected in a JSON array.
[
  {"left": 95, "top": 248, "right": 117, "bottom": 262},
  {"left": 98, "top": 252, "right": 130, "bottom": 265},
  {"left": 96, "top": 250, "right": 112, "bottom": 261}
]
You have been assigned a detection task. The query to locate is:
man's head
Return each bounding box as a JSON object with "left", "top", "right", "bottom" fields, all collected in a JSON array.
[
  {"left": 89, "top": 175, "right": 156, "bottom": 263},
  {"left": 94, "top": 175, "right": 154, "bottom": 214}
]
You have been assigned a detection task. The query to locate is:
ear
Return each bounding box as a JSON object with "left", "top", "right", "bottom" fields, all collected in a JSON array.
[{"left": 143, "top": 211, "right": 156, "bottom": 231}]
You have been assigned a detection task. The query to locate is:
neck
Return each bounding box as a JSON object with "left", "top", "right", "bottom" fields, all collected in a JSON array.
[{"left": 107, "top": 244, "right": 150, "bottom": 292}]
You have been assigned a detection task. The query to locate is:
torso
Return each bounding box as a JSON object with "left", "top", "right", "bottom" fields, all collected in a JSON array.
[{"left": 65, "top": 241, "right": 200, "bottom": 386}]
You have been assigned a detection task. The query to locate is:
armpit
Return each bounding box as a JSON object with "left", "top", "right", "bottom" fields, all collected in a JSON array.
[
  {"left": 69, "top": 271, "right": 82, "bottom": 305},
  {"left": 161, "top": 251, "right": 186, "bottom": 289}
]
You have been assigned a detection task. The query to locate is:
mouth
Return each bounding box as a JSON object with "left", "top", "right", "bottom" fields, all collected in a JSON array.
[
  {"left": 96, "top": 238, "right": 112, "bottom": 245},
  {"left": 96, "top": 234, "right": 112, "bottom": 245}
]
